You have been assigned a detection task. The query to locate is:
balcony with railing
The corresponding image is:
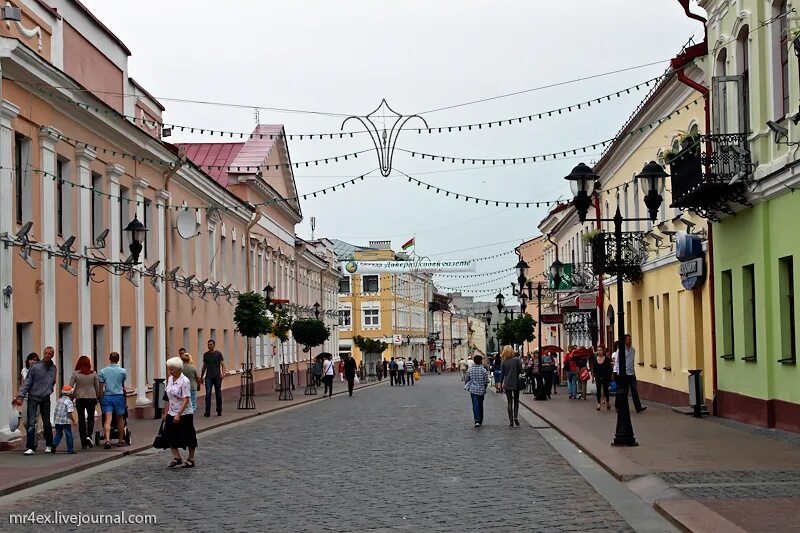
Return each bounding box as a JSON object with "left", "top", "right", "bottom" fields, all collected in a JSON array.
[{"left": 669, "top": 133, "right": 754, "bottom": 221}]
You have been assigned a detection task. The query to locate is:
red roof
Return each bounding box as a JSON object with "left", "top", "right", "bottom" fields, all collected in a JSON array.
[{"left": 175, "top": 142, "right": 244, "bottom": 188}]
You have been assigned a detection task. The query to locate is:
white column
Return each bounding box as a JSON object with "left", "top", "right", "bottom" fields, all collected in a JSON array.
[
  {"left": 0, "top": 100, "right": 20, "bottom": 444},
  {"left": 155, "top": 189, "right": 169, "bottom": 378},
  {"left": 106, "top": 165, "right": 124, "bottom": 353},
  {"left": 75, "top": 147, "right": 96, "bottom": 360},
  {"left": 132, "top": 178, "right": 150, "bottom": 406},
  {"left": 38, "top": 127, "right": 61, "bottom": 351}
]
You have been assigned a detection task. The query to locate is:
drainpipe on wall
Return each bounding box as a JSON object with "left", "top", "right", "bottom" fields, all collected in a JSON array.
[
  {"left": 673, "top": 0, "right": 718, "bottom": 411},
  {"left": 162, "top": 152, "right": 185, "bottom": 358}
]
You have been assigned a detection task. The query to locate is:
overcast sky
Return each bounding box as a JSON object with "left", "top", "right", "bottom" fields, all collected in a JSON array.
[{"left": 82, "top": 0, "right": 702, "bottom": 303}]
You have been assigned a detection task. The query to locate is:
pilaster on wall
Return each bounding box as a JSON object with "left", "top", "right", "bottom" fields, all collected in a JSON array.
[
  {"left": 75, "top": 147, "right": 96, "bottom": 364},
  {"left": 155, "top": 188, "right": 170, "bottom": 378},
  {"left": 38, "top": 127, "right": 61, "bottom": 351},
  {"left": 106, "top": 164, "right": 124, "bottom": 352},
  {"left": 0, "top": 100, "right": 21, "bottom": 446},
  {"left": 132, "top": 177, "right": 151, "bottom": 407}
]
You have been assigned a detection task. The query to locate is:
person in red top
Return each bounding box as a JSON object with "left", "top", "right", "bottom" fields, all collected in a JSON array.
[
  {"left": 436, "top": 358, "right": 444, "bottom": 373},
  {"left": 338, "top": 360, "right": 345, "bottom": 382},
  {"left": 564, "top": 346, "right": 577, "bottom": 399}
]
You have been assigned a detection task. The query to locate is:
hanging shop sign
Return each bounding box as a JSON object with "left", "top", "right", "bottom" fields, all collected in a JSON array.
[
  {"left": 540, "top": 313, "right": 564, "bottom": 324},
  {"left": 341, "top": 260, "right": 475, "bottom": 274},
  {"left": 393, "top": 334, "right": 403, "bottom": 345},
  {"left": 576, "top": 293, "right": 598, "bottom": 310},
  {"left": 676, "top": 233, "right": 705, "bottom": 290}
]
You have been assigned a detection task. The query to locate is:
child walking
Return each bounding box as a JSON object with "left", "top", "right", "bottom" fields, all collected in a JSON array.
[{"left": 52, "top": 384, "right": 78, "bottom": 454}]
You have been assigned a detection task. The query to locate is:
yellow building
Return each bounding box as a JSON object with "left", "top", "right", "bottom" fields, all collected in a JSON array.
[
  {"left": 591, "top": 65, "right": 714, "bottom": 408},
  {"left": 332, "top": 240, "right": 431, "bottom": 372}
]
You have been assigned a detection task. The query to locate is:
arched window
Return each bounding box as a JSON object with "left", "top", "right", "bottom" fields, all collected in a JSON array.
[
  {"left": 773, "top": 0, "right": 789, "bottom": 118},
  {"left": 715, "top": 48, "right": 729, "bottom": 133},
  {"left": 736, "top": 25, "right": 751, "bottom": 132}
]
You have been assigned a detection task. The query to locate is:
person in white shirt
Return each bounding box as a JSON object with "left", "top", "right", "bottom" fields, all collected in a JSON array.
[
  {"left": 397, "top": 357, "right": 406, "bottom": 386},
  {"left": 322, "top": 354, "right": 335, "bottom": 397},
  {"left": 458, "top": 358, "right": 469, "bottom": 381},
  {"left": 613, "top": 334, "right": 646, "bottom": 413},
  {"left": 405, "top": 358, "right": 415, "bottom": 386},
  {"left": 160, "top": 357, "right": 197, "bottom": 468}
]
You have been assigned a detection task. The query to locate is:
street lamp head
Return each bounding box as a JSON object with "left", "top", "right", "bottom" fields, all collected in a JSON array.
[
  {"left": 520, "top": 291, "right": 528, "bottom": 314},
  {"left": 484, "top": 309, "right": 492, "bottom": 325},
  {"left": 123, "top": 216, "right": 147, "bottom": 263},
  {"left": 565, "top": 162, "right": 598, "bottom": 222},
  {"left": 313, "top": 301, "right": 321, "bottom": 319},
  {"left": 550, "top": 259, "right": 564, "bottom": 289},
  {"left": 263, "top": 284, "right": 274, "bottom": 303},
  {"left": 515, "top": 259, "right": 529, "bottom": 286},
  {"left": 636, "top": 160, "right": 668, "bottom": 222},
  {"left": 495, "top": 292, "right": 505, "bottom": 312}
]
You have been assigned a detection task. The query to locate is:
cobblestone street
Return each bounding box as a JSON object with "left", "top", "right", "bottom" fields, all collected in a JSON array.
[{"left": 0, "top": 374, "right": 633, "bottom": 532}]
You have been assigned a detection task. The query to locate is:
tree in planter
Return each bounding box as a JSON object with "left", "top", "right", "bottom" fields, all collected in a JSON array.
[
  {"left": 233, "top": 292, "right": 272, "bottom": 409},
  {"left": 352, "top": 335, "right": 389, "bottom": 379},
  {"left": 496, "top": 315, "right": 536, "bottom": 352},
  {"left": 291, "top": 318, "right": 330, "bottom": 394}
]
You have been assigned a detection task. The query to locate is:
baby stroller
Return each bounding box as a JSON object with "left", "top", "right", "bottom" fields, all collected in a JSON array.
[{"left": 95, "top": 408, "right": 132, "bottom": 446}]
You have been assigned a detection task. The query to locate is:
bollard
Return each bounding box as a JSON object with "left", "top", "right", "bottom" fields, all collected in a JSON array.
[{"left": 688, "top": 369, "right": 704, "bottom": 418}]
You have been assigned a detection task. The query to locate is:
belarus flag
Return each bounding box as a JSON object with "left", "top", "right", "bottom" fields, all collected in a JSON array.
[{"left": 401, "top": 237, "right": 415, "bottom": 250}]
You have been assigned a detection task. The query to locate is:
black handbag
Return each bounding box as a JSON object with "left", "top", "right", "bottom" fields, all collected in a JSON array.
[{"left": 152, "top": 419, "right": 166, "bottom": 449}]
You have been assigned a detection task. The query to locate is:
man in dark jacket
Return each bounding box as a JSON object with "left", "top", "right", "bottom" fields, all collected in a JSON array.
[
  {"left": 13, "top": 346, "right": 57, "bottom": 455},
  {"left": 344, "top": 354, "right": 358, "bottom": 396}
]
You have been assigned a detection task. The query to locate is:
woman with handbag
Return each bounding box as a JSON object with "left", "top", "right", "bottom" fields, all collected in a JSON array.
[
  {"left": 69, "top": 355, "right": 101, "bottom": 449},
  {"left": 159, "top": 357, "right": 197, "bottom": 468},
  {"left": 500, "top": 347, "right": 523, "bottom": 427},
  {"left": 575, "top": 348, "right": 590, "bottom": 400},
  {"left": 592, "top": 348, "right": 613, "bottom": 411}
]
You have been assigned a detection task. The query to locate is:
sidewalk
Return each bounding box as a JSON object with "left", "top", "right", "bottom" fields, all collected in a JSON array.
[
  {"left": 0, "top": 377, "right": 385, "bottom": 497},
  {"left": 518, "top": 386, "right": 800, "bottom": 533}
]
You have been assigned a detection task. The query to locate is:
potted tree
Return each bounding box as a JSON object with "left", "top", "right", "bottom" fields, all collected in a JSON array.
[
  {"left": 290, "top": 318, "right": 330, "bottom": 395},
  {"left": 268, "top": 305, "right": 294, "bottom": 400},
  {"left": 353, "top": 335, "right": 389, "bottom": 381},
  {"left": 233, "top": 292, "right": 272, "bottom": 409}
]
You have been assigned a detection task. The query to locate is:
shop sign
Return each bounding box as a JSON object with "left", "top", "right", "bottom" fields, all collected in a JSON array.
[
  {"left": 679, "top": 257, "right": 705, "bottom": 290},
  {"left": 576, "top": 293, "right": 597, "bottom": 310},
  {"left": 540, "top": 313, "right": 563, "bottom": 324},
  {"left": 393, "top": 334, "right": 403, "bottom": 345}
]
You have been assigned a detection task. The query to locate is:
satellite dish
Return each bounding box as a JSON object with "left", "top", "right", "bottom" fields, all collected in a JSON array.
[{"left": 176, "top": 210, "right": 199, "bottom": 239}]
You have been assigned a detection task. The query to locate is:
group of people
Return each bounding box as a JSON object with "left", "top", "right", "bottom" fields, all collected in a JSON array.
[
  {"left": 462, "top": 334, "right": 648, "bottom": 426},
  {"left": 386, "top": 357, "right": 419, "bottom": 386},
  {"left": 11, "top": 339, "right": 229, "bottom": 468},
  {"left": 312, "top": 353, "right": 358, "bottom": 397}
]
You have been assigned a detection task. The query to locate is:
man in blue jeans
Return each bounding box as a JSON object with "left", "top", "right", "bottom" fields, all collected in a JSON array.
[
  {"left": 13, "top": 346, "right": 57, "bottom": 455},
  {"left": 201, "top": 339, "right": 226, "bottom": 417},
  {"left": 99, "top": 352, "right": 127, "bottom": 449}
]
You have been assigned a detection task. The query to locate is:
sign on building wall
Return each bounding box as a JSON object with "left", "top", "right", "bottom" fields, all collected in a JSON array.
[
  {"left": 576, "top": 293, "right": 598, "bottom": 310},
  {"left": 341, "top": 260, "right": 475, "bottom": 274},
  {"left": 676, "top": 232, "right": 705, "bottom": 290}
]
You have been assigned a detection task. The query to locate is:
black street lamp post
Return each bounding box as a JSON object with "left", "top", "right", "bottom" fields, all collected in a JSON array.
[{"left": 565, "top": 161, "right": 666, "bottom": 447}]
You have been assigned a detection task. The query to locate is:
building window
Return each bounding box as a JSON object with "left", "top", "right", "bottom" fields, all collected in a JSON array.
[
  {"left": 143, "top": 198, "right": 152, "bottom": 259},
  {"left": 220, "top": 234, "right": 227, "bottom": 284},
  {"left": 92, "top": 325, "right": 104, "bottom": 374},
  {"left": 120, "top": 187, "right": 130, "bottom": 254},
  {"left": 14, "top": 133, "right": 31, "bottom": 224},
  {"left": 57, "top": 160, "right": 66, "bottom": 236},
  {"left": 339, "top": 277, "right": 350, "bottom": 294},
  {"left": 721, "top": 269, "right": 735, "bottom": 358},
  {"left": 736, "top": 25, "right": 751, "bottom": 133},
  {"left": 636, "top": 299, "right": 644, "bottom": 365},
  {"left": 208, "top": 227, "right": 217, "bottom": 280},
  {"left": 743, "top": 264, "right": 757, "bottom": 360},
  {"left": 145, "top": 326, "right": 154, "bottom": 385},
  {"left": 92, "top": 172, "right": 103, "bottom": 243},
  {"left": 779, "top": 256, "right": 796, "bottom": 363},
  {"left": 16, "top": 322, "right": 33, "bottom": 387},
  {"left": 338, "top": 309, "right": 352, "bottom": 328},
  {"left": 662, "top": 293, "right": 672, "bottom": 370},
  {"left": 182, "top": 328, "right": 190, "bottom": 354},
  {"left": 363, "top": 307, "right": 380, "bottom": 327},
  {"left": 230, "top": 237, "right": 237, "bottom": 288},
  {"left": 362, "top": 275, "right": 379, "bottom": 293},
  {"left": 57, "top": 323, "right": 72, "bottom": 392},
  {"left": 121, "top": 326, "right": 132, "bottom": 370}
]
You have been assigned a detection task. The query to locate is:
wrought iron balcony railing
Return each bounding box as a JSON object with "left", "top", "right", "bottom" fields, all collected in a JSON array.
[
  {"left": 669, "top": 133, "right": 753, "bottom": 221},
  {"left": 589, "top": 231, "right": 646, "bottom": 283}
]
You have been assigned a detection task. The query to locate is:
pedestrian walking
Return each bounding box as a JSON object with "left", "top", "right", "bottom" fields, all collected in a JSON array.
[
  {"left": 344, "top": 354, "right": 357, "bottom": 396},
  {"left": 382, "top": 359, "right": 389, "bottom": 381},
  {"left": 201, "top": 339, "right": 226, "bottom": 417},
  {"left": 375, "top": 359, "right": 383, "bottom": 381},
  {"left": 180, "top": 352, "right": 201, "bottom": 413},
  {"left": 313, "top": 356, "right": 323, "bottom": 387},
  {"left": 397, "top": 357, "right": 406, "bottom": 386},
  {"left": 161, "top": 357, "right": 197, "bottom": 468},
  {"left": 51, "top": 385, "right": 77, "bottom": 454},
  {"left": 564, "top": 346, "right": 578, "bottom": 399},
  {"left": 69, "top": 355, "right": 100, "bottom": 449},
  {"left": 338, "top": 359, "right": 345, "bottom": 383},
  {"left": 436, "top": 357, "right": 444, "bottom": 374},
  {"left": 458, "top": 357, "right": 468, "bottom": 381},
  {"left": 613, "top": 335, "right": 647, "bottom": 413},
  {"left": 592, "top": 348, "right": 613, "bottom": 411},
  {"left": 322, "top": 354, "right": 335, "bottom": 397},
  {"left": 464, "top": 355, "right": 489, "bottom": 427},
  {"left": 17, "top": 352, "right": 39, "bottom": 438},
  {"left": 405, "top": 358, "right": 415, "bottom": 386},
  {"left": 98, "top": 352, "right": 127, "bottom": 449},
  {"left": 541, "top": 351, "right": 556, "bottom": 398},
  {"left": 13, "top": 346, "right": 57, "bottom": 455},
  {"left": 389, "top": 357, "right": 398, "bottom": 386},
  {"left": 575, "top": 348, "right": 590, "bottom": 400},
  {"left": 500, "top": 347, "right": 523, "bottom": 427},
  {"left": 491, "top": 354, "right": 503, "bottom": 393}
]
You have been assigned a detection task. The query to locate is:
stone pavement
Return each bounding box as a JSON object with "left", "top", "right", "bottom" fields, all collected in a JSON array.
[
  {"left": 0, "top": 375, "right": 379, "bottom": 497},
  {"left": 518, "top": 384, "right": 800, "bottom": 533},
  {"left": 0, "top": 373, "right": 635, "bottom": 533}
]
